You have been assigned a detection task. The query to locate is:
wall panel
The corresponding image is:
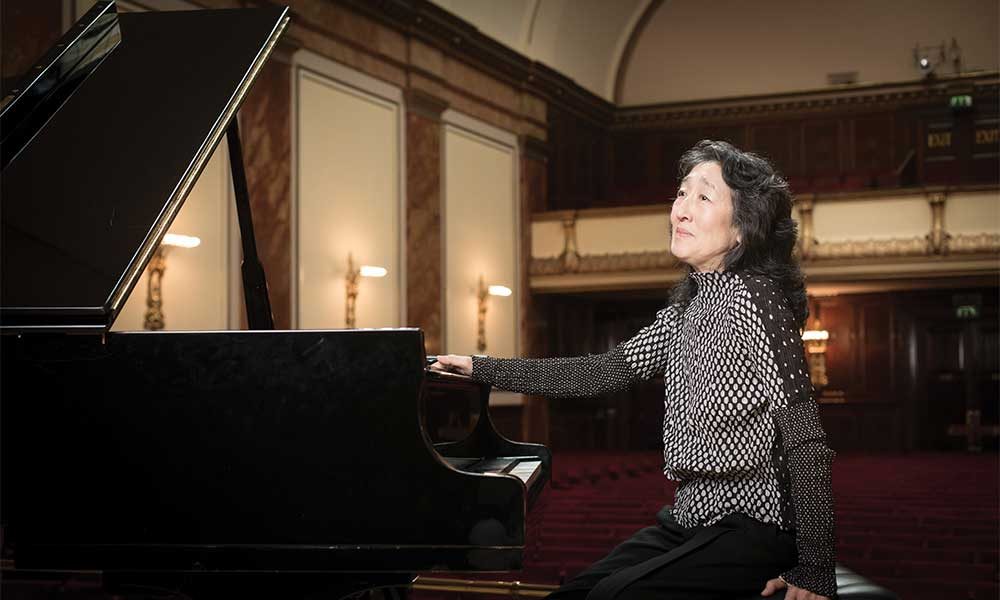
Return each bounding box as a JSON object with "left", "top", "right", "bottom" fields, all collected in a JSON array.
[
  {"left": 295, "top": 58, "right": 403, "bottom": 329},
  {"left": 443, "top": 113, "right": 518, "bottom": 357}
]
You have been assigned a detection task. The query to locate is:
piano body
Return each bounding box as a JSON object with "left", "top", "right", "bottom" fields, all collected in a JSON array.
[{"left": 0, "top": 2, "right": 550, "bottom": 597}]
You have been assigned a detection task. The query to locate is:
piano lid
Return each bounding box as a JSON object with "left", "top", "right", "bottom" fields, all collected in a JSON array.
[{"left": 0, "top": 2, "right": 289, "bottom": 333}]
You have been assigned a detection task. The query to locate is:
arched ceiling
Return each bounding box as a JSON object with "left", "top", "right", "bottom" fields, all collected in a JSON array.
[
  {"left": 621, "top": 0, "right": 999, "bottom": 106},
  {"left": 429, "top": 0, "right": 654, "bottom": 102},
  {"left": 430, "top": 0, "right": 998, "bottom": 107}
]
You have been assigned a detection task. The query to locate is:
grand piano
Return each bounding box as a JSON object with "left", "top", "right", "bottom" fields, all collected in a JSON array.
[{"left": 0, "top": 2, "right": 550, "bottom": 598}]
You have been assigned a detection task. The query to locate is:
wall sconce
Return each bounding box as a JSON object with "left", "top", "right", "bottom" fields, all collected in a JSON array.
[
  {"left": 345, "top": 253, "right": 387, "bottom": 328},
  {"left": 144, "top": 233, "right": 201, "bottom": 331},
  {"left": 477, "top": 275, "right": 512, "bottom": 353},
  {"left": 802, "top": 316, "right": 830, "bottom": 390}
]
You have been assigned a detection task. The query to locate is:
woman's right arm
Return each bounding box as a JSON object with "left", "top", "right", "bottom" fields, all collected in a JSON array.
[{"left": 434, "top": 306, "right": 676, "bottom": 398}]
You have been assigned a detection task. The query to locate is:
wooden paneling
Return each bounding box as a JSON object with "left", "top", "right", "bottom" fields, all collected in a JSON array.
[
  {"left": 802, "top": 119, "right": 843, "bottom": 178},
  {"left": 535, "top": 286, "right": 997, "bottom": 453},
  {"left": 550, "top": 84, "right": 998, "bottom": 209},
  {"left": 749, "top": 123, "right": 800, "bottom": 176},
  {"left": 852, "top": 114, "right": 893, "bottom": 173},
  {"left": 547, "top": 105, "right": 610, "bottom": 210}
]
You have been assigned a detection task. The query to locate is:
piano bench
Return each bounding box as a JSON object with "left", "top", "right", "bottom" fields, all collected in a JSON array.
[{"left": 737, "top": 564, "right": 898, "bottom": 600}]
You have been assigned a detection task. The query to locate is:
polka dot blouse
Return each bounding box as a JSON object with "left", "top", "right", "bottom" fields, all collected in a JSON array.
[{"left": 472, "top": 270, "right": 837, "bottom": 598}]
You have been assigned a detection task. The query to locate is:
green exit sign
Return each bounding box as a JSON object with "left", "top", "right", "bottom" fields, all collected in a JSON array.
[
  {"left": 956, "top": 305, "right": 979, "bottom": 319},
  {"left": 950, "top": 95, "right": 973, "bottom": 109}
]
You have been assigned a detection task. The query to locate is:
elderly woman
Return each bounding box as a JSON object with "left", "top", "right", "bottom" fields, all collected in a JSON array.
[{"left": 433, "top": 140, "right": 837, "bottom": 600}]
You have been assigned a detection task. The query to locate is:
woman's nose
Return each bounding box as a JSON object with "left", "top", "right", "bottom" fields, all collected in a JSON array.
[{"left": 671, "top": 198, "right": 690, "bottom": 222}]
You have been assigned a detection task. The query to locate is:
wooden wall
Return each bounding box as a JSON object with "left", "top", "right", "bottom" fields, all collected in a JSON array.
[
  {"left": 538, "top": 286, "right": 999, "bottom": 454},
  {"left": 545, "top": 78, "right": 1000, "bottom": 210}
]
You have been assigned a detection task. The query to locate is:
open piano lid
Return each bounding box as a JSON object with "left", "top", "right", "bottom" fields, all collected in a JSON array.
[{"left": 0, "top": 1, "right": 289, "bottom": 333}]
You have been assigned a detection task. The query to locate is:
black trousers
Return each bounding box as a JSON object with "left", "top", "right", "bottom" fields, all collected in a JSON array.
[{"left": 547, "top": 506, "right": 797, "bottom": 600}]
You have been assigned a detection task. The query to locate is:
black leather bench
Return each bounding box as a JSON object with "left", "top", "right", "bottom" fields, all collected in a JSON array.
[{"left": 739, "top": 564, "right": 898, "bottom": 599}]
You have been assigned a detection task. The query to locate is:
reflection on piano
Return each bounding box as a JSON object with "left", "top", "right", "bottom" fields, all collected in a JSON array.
[{"left": 0, "top": 2, "right": 550, "bottom": 598}]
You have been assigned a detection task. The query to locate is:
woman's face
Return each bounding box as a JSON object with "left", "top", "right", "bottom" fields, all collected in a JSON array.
[{"left": 669, "top": 161, "right": 741, "bottom": 273}]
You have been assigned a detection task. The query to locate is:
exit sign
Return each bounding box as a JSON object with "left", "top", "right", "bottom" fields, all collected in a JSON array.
[
  {"left": 953, "top": 293, "right": 982, "bottom": 319},
  {"left": 950, "top": 95, "right": 973, "bottom": 109},
  {"left": 956, "top": 305, "right": 979, "bottom": 319}
]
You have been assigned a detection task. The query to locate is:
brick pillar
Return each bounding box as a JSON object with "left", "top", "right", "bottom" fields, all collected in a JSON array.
[
  {"left": 520, "top": 135, "right": 550, "bottom": 445},
  {"left": 404, "top": 88, "right": 448, "bottom": 354},
  {"left": 236, "top": 43, "right": 295, "bottom": 329}
]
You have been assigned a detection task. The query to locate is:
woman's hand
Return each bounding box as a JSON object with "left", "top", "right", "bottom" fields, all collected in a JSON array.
[
  {"left": 430, "top": 354, "right": 473, "bottom": 376},
  {"left": 760, "top": 577, "right": 829, "bottom": 600}
]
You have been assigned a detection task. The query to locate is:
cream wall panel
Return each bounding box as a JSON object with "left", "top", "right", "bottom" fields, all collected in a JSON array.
[
  {"left": 576, "top": 214, "right": 670, "bottom": 255},
  {"left": 444, "top": 118, "right": 518, "bottom": 358},
  {"left": 946, "top": 191, "right": 1000, "bottom": 234},
  {"left": 813, "top": 196, "right": 929, "bottom": 241},
  {"left": 296, "top": 68, "right": 401, "bottom": 329},
  {"left": 532, "top": 221, "right": 565, "bottom": 258},
  {"left": 113, "top": 143, "right": 232, "bottom": 331}
]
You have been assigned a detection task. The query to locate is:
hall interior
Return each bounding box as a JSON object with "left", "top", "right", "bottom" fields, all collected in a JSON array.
[{"left": 2, "top": 1, "right": 998, "bottom": 599}]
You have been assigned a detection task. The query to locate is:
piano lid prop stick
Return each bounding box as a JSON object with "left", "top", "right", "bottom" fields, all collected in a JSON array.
[{"left": 226, "top": 118, "right": 275, "bottom": 330}]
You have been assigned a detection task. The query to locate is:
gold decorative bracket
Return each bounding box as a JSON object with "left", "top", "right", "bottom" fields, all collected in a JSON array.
[
  {"left": 926, "top": 191, "right": 950, "bottom": 254},
  {"left": 796, "top": 194, "right": 817, "bottom": 260},
  {"left": 143, "top": 246, "right": 168, "bottom": 331},
  {"left": 346, "top": 253, "right": 359, "bottom": 328},
  {"left": 559, "top": 213, "right": 581, "bottom": 272}
]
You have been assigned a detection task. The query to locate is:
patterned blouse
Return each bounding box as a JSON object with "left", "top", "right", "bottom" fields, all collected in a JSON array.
[{"left": 471, "top": 270, "right": 837, "bottom": 598}]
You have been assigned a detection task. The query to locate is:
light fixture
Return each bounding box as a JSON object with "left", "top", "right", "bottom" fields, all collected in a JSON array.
[
  {"left": 477, "top": 275, "right": 511, "bottom": 352},
  {"left": 913, "top": 38, "right": 962, "bottom": 78},
  {"left": 144, "top": 233, "right": 202, "bottom": 330},
  {"left": 801, "top": 303, "right": 830, "bottom": 389},
  {"left": 345, "top": 253, "right": 387, "bottom": 328}
]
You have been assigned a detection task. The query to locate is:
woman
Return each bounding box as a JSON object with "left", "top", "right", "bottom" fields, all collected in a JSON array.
[{"left": 432, "top": 140, "right": 837, "bottom": 600}]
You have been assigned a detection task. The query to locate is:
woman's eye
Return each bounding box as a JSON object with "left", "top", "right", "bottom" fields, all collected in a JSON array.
[
  {"left": 677, "top": 190, "right": 686, "bottom": 197},
  {"left": 701, "top": 194, "right": 711, "bottom": 202}
]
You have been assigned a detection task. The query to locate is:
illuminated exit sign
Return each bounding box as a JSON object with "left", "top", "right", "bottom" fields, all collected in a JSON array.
[{"left": 949, "top": 94, "right": 973, "bottom": 109}]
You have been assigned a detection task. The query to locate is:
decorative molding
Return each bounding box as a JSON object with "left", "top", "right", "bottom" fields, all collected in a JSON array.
[
  {"left": 531, "top": 250, "right": 677, "bottom": 276},
  {"left": 809, "top": 237, "right": 929, "bottom": 260},
  {"left": 531, "top": 233, "right": 998, "bottom": 279},
  {"left": 950, "top": 233, "right": 1000, "bottom": 254},
  {"left": 529, "top": 237, "right": 1000, "bottom": 278},
  {"left": 614, "top": 73, "right": 999, "bottom": 130},
  {"left": 531, "top": 252, "right": 999, "bottom": 293},
  {"left": 796, "top": 183, "right": 999, "bottom": 204}
]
